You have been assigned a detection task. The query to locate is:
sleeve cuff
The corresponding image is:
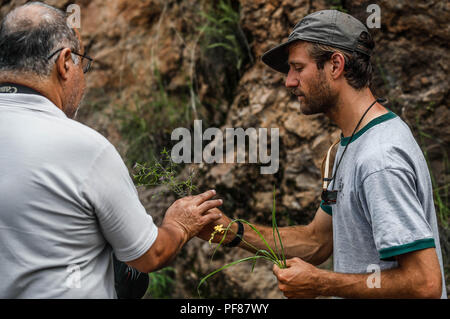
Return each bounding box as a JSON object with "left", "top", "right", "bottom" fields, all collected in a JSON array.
[
  {"left": 320, "top": 200, "right": 333, "bottom": 216},
  {"left": 378, "top": 237, "right": 436, "bottom": 261},
  {"left": 115, "top": 223, "right": 159, "bottom": 262}
]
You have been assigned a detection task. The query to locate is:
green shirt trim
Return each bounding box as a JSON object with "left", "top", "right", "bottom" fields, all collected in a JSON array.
[
  {"left": 340, "top": 110, "right": 397, "bottom": 146},
  {"left": 378, "top": 238, "right": 436, "bottom": 261},
  {"left": 320, "top": 200, "right": 333, "bottom": 216}
]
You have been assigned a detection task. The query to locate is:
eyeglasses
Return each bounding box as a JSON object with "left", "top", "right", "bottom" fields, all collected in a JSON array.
[{"left": 47, "top": 48, "right": 93, "bottom": 74}]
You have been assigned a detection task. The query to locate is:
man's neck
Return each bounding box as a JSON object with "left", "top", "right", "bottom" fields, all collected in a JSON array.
[{"left": 325, "top": 87, "right": 388, "bottom": 137}]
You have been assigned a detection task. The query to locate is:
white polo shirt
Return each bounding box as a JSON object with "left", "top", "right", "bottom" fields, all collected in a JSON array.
[{"left": 0, "top": 93, "right": 158, "bottom": 298}]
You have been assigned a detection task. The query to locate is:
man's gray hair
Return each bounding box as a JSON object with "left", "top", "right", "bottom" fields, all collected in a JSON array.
[{"left": 0, "top": 2, "right": 80, "bottom": 77}]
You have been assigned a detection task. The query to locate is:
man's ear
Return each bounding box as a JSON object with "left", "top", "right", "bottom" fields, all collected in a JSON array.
[
  {"left": 55, "top": 48, "right": 73, "bottom": 81},
  {"left": 329, "top": 52, "right": 346, "bottom": 80}
]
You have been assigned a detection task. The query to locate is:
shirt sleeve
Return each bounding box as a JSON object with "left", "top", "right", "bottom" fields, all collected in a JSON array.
[
  {"left": 80, "top": 143, "right": 158, "bottom": 262},
  {"left": 359, "top": 168, "right": 435, "bottom": 261}
]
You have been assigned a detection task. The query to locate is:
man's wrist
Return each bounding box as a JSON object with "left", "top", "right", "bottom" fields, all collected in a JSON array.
[
  {"left": 312, "top": 268, "right": 374, "bottom": 298},
  {"left": 224, "top": 220, "right": 244, "bottom": 247},
  {"left": 161, "top": 221, "right": 189, "bottom": 247},
  {"left": 314, "top": 268, "right": 332, "bottom": 297},
  {"left": 219, "top": 220, "right": 240, "bottom": 245}
]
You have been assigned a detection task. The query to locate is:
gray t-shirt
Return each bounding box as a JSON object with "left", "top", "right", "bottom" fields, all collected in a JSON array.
[
  {"left": 320, "top": 110, "right": 447, "bottom": 298},
  {"left": 0, "top": 93, "right": 158, "bottom": 298}
]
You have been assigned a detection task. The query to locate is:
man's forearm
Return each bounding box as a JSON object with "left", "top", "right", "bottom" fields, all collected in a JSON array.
[
  {"left": 275, "top": 248, "right": 442, "bottom": 299},
  {"left": 221, "top": 222, "right": 329, "bottom": 265},
  {"left": 148, "top": 222, "right": 191, "bottom": 271},
  {"left": 126, "top": 223, "right": 187, "bottom": 273},
  {"left": 317, "top": 267, "right": 440, "bottom": 299},
  {"left": 205, "top": 207, "right": 332, "bottom": 265}
]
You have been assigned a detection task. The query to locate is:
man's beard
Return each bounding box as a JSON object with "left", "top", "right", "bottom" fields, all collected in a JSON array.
[
  {"left": 293, "top": 70, "right": 338, "bottom": 115},
  {"left": 66, "top": 88, "right": 85, "bottom": 119}
]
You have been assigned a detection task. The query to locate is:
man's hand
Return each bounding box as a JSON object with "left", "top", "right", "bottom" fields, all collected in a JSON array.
[
  {"left": 162, "top": 190, "right": 223, "bottom": 244},
  {"left": 126, "top": 190, "right": 223, "bottom": 273},
  {"left": 273, "top": 257, "right": 322, "bottom": 299},
  {"left": 196, "top": 208, "right": 234, "bottom": 243}
]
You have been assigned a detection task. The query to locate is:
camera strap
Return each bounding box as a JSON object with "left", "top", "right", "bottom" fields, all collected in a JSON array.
[
  {"left": 0, "top": 83, "right": 44, "bottom": 96},
  {"left": 321, "top": 139, "right": 340, "bottom": 190},
  {"left": 321, "top": 98, "right": 385, "bottom": 204}
]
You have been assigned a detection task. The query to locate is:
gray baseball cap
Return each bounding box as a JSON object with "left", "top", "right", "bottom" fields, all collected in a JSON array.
[{"left": 262, "top": 10, "right": 372, "bottom": 74}]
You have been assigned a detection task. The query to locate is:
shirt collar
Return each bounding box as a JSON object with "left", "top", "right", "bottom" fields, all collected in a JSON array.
[
  {"left": 340, "top": 110, "right": 397, "bottom": 146},
  {"left": 0, "top": 93, "right": 67, "bottom": 119}
]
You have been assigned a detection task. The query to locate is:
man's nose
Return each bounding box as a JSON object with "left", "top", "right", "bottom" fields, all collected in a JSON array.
[{"left": 285, "top": 69, "right": 299, "bottom": 88}]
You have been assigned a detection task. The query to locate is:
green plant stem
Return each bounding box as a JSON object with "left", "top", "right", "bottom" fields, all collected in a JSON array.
[
  {"left": 213, "top": 219, "right": 284, "bottom": 267},
  {"left": 271, "top": 186, "right": 287, "bottom": 268}
]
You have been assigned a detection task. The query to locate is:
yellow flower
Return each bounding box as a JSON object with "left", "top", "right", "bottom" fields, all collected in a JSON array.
[{"left": 209, "top": 224, "right": 225, "bottom": 245}]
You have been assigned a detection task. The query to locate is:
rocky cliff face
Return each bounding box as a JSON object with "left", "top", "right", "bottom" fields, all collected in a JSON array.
[{"left": 1, "top": 0, "right": 448, "bottom": 298}]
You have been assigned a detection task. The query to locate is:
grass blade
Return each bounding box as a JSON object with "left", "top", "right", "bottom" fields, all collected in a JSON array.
[
  {"left": 212, "top": 219, "right": 281, "bottom": 264},
  {"left": 197, "top": 255, "right": 266, "bottom": 297},
  {"left": 272, "top": 186, "right": 286, "bottom": 267}
]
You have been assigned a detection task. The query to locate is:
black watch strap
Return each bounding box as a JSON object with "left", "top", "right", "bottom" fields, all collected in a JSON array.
[{"left": 224, "top": 220, "right": 244, "bottom": 248}]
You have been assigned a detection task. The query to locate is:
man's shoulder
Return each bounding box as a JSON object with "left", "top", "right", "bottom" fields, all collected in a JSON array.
[
  {"left": 355, "top": 115, "right": 423, "bottom": 180},
  {"left": 64, "top": 118, "right": 111, "bottom": 148},
  {"left": 0, "top": 93, "right": 113, "bottom": 152},
  {"left": 45, "top": 116, "right": 114, "bottom": 156}
]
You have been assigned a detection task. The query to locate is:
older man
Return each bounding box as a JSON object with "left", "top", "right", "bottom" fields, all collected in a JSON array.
[
  {"left": 0, "top": 2, "right": 222, "bottom": 298},
  {"left": 200, "top": 10, "right": 446, "bottom": 299}
]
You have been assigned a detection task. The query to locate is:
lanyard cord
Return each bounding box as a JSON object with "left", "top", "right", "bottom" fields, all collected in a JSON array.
[{"left": 330, "top": 98, "right": 380, "bottom": 191}]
